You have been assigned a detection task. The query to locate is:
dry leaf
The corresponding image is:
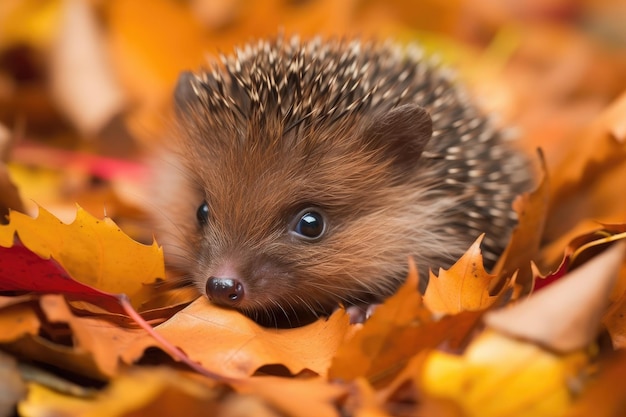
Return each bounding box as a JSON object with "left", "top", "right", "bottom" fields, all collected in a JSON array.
[
  {"left": 566, "top": 350, "right": 626, "bottom": 417},
  {"left": 0, "top": 351, "right": 26, "bottom": 415},
  {"left": 421, "top": 330, "right": 589, "bottom": 417},
  {"left": 127, "top": 297, "right": 354, "bottom": 378},
  {"left": 424, "top": 235, "right": 506, "bottom": 315},
  {"left": 331, "top": 261, "right": 484, "bottom": 388},
  {"left": 234, "top": 376, "right": 346, "bottom": 417},
  {"left": 0, "top": 206, "right": 163, "bottom": 308},
  {"left": 330, "top": 261, "right": 431, "bottom": 385},
  {"left": 486, "top": 242, "right": 625, "bottom": 353},
  {"left": 0, "top": 0, "right": 63, "bottom": 50},
  {"left": 0, "top": 123, "right": 23, "bottom": 222},
  {"left": 492, "top": 151, "right": 550, "bottom": 292},
  {"left": 1, "top": 294, "right": 145, "bottom": 379},
  {"left": 19, "top": 367, "right": 222, "bottom": 417}
]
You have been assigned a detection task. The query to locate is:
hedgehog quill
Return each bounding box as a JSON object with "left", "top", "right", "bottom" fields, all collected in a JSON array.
[{"left": 152, "top": 36, "right": 533, "bottom": 327}]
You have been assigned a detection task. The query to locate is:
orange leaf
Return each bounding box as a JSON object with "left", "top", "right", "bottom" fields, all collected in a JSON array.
[
  {"left": 330, "top": 261, "right": 483, "bottom": 387},
  {"left": 330, "top": 261, "right": 430, "bottom": 384},
  {"left": 492, "top": 151, "right": 550, "bottom": 293},
  {"left": 234, "top": 376, "right": 346, "bottom": 417},
  {"left": 2, "top": 294, "right": 145, "bottom": 379},
  {"left": 424, "top": 235, "right": 503, "bottom": 315},
  {"left": 127, "top": 297, "right": 354, "bottom": 379}
]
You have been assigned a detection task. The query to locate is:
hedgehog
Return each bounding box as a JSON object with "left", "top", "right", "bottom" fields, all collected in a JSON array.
[{"left": 152, "top": 35, "right": 533, "bottom": 327}]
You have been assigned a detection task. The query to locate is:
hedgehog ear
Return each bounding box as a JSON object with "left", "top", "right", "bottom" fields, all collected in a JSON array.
[
  {"left": 362, "top": 104, "right": 433, "bottom": 172},
  {"left": 174, "top": 71, "right": 199, "bottom": 114}
]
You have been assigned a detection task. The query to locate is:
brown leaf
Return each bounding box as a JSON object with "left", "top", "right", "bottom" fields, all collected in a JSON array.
[
  {"left": 492, "top": 151, "right": 550, "bottom": 293},
  {"left": 566, "top": 351, "right": 626, "bottom": 417},
  {"left": 331, "top": 261, "right": 484, "bottom": 388},
  {"left": 545, "top": 91, "right": 626, "bottom": 243},
  {"left": 2, "top": 294, "right": 145, "bottom": 379},
  {"left": 486, "top": 242, "right": 625, "bottom": 352},
  {"left": 0, "top": 123, "right": 23, "bottom": 222},
  {"left": 330, "top": 261, "right": 431, "bottom": 385}
]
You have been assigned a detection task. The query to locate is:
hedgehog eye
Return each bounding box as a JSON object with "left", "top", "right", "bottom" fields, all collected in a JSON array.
[
  {"left": 291, "top": 209, "right": 326, "bottom": 240},
  {"left": 197, "top": 201, "right": 209, "bottom": 226}
]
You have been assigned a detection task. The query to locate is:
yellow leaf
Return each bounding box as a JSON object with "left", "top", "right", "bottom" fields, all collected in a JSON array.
[
  {"left": 421, "top": 330, "right": 589, "bottom": 417},
  {"left": 0, "top": 206, "right": 164, "bottom": 308},
  {"left": 19, "top": 367, "right": 221, "bottom": 417}
]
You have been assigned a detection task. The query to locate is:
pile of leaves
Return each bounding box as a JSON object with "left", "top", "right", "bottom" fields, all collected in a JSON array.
[{"left": 1, "top": 0, "right": 626, "bottom": 416}]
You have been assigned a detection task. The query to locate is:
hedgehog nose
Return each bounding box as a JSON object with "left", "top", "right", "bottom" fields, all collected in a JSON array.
[{"left": 206, "top": 277, "right": 245, "bottom": 307}]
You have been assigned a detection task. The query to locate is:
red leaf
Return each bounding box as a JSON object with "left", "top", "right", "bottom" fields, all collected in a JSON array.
[{"left": 0, "top": 238, "right": 124, "bottom": 314}]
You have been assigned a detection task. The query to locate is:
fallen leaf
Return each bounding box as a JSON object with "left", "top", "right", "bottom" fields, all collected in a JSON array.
[
  {"left": 0, "top": 206, "right": 163, "bottom": 308},
  {"left": 234, "top": 376, "right": 346, "bottom": 417},
  {"left": 127, "top": 297, "right": 354, "bottom": 379},
  {"left": 486, "top": 242, "right": 625, "bottom": 353},
  {"left": 331, "top": 261, "right": 484, "bottom": 388},
  {"left": 566, "top": 350, "right": 626, "bottom": 417},
  {"left": 424, "top": 235, "right": 505, "bottom": 315},
  {"left": 0, "top": 351, "right": 26, "bottom": 415},
  {"left": 421, "top": 330, "right": 589, "bottom": 417},
  {"left": 0, "top": 0, "right": 63, "bottom": 50},
  {"left": 1, "top": 294, "right": 145, "bottom": 379},
  {"left": 19, "top": 367, "right": 223, "bottom": 417},
  {"left": 0, "top": 123, "right": 23, "bottom": 222},
  {"left": 330, "top": 261, "right": 431, "bottom": 385},
  {"left": 544, "top": 91, "right": 626, "bottom": 243},
  {"left": 492, "top": 151, "right": 550, "bottom": 293}
]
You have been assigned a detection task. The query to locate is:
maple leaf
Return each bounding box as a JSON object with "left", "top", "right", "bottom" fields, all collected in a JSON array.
[
  {"left": 0, "top": 206, "right": 163, "bottom": 309},
  {"left": 330, "top": 260, "right": 484, "bottom": 389},
  {"left": 424, "top": 234, "right": 510, "bottom": 315}
]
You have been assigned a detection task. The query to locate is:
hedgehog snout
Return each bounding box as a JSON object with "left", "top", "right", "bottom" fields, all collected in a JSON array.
[
  {"left": 206, "top": 276, "right": 245, "bottom": 307},
  {"left": 205, "top": 261, "right": 246, "bottom": 307}
]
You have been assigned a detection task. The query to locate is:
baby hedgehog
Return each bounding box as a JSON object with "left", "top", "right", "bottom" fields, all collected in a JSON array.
[{"left": 154, "top": 36, "right": 532, "bottom": 327}]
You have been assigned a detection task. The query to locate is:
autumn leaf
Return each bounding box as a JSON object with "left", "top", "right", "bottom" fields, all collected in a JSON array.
[
  {"left": 424, "top": 234, "right": 509, "bottom": 315},
  {"left": 330, "top": 260, "right": 484, "bottom": 388},
  {"left": 330, "top": 260, "right": 432, "bottom": 385},
  {"left": 127, "top": 297, "right": 355, "bottom": 379},
  {"left": 19, "top": 367, "right": 224, "bottom": 417},
  {"left": 487, "top": 242, "right": 624, "bottom": 353},
  {"left": 492, "top": 151, "right": 550, "bottom": 292},
  {"left": 0, "top": 206, "right": 163, "bottom": 309},
  {"left": 420, "top": 330, "right": 589, "bottom": 417}
]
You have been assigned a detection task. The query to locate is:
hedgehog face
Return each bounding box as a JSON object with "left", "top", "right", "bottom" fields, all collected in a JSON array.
[{"left": 172, "top": 103, "right": 437, "bottom": 326}]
